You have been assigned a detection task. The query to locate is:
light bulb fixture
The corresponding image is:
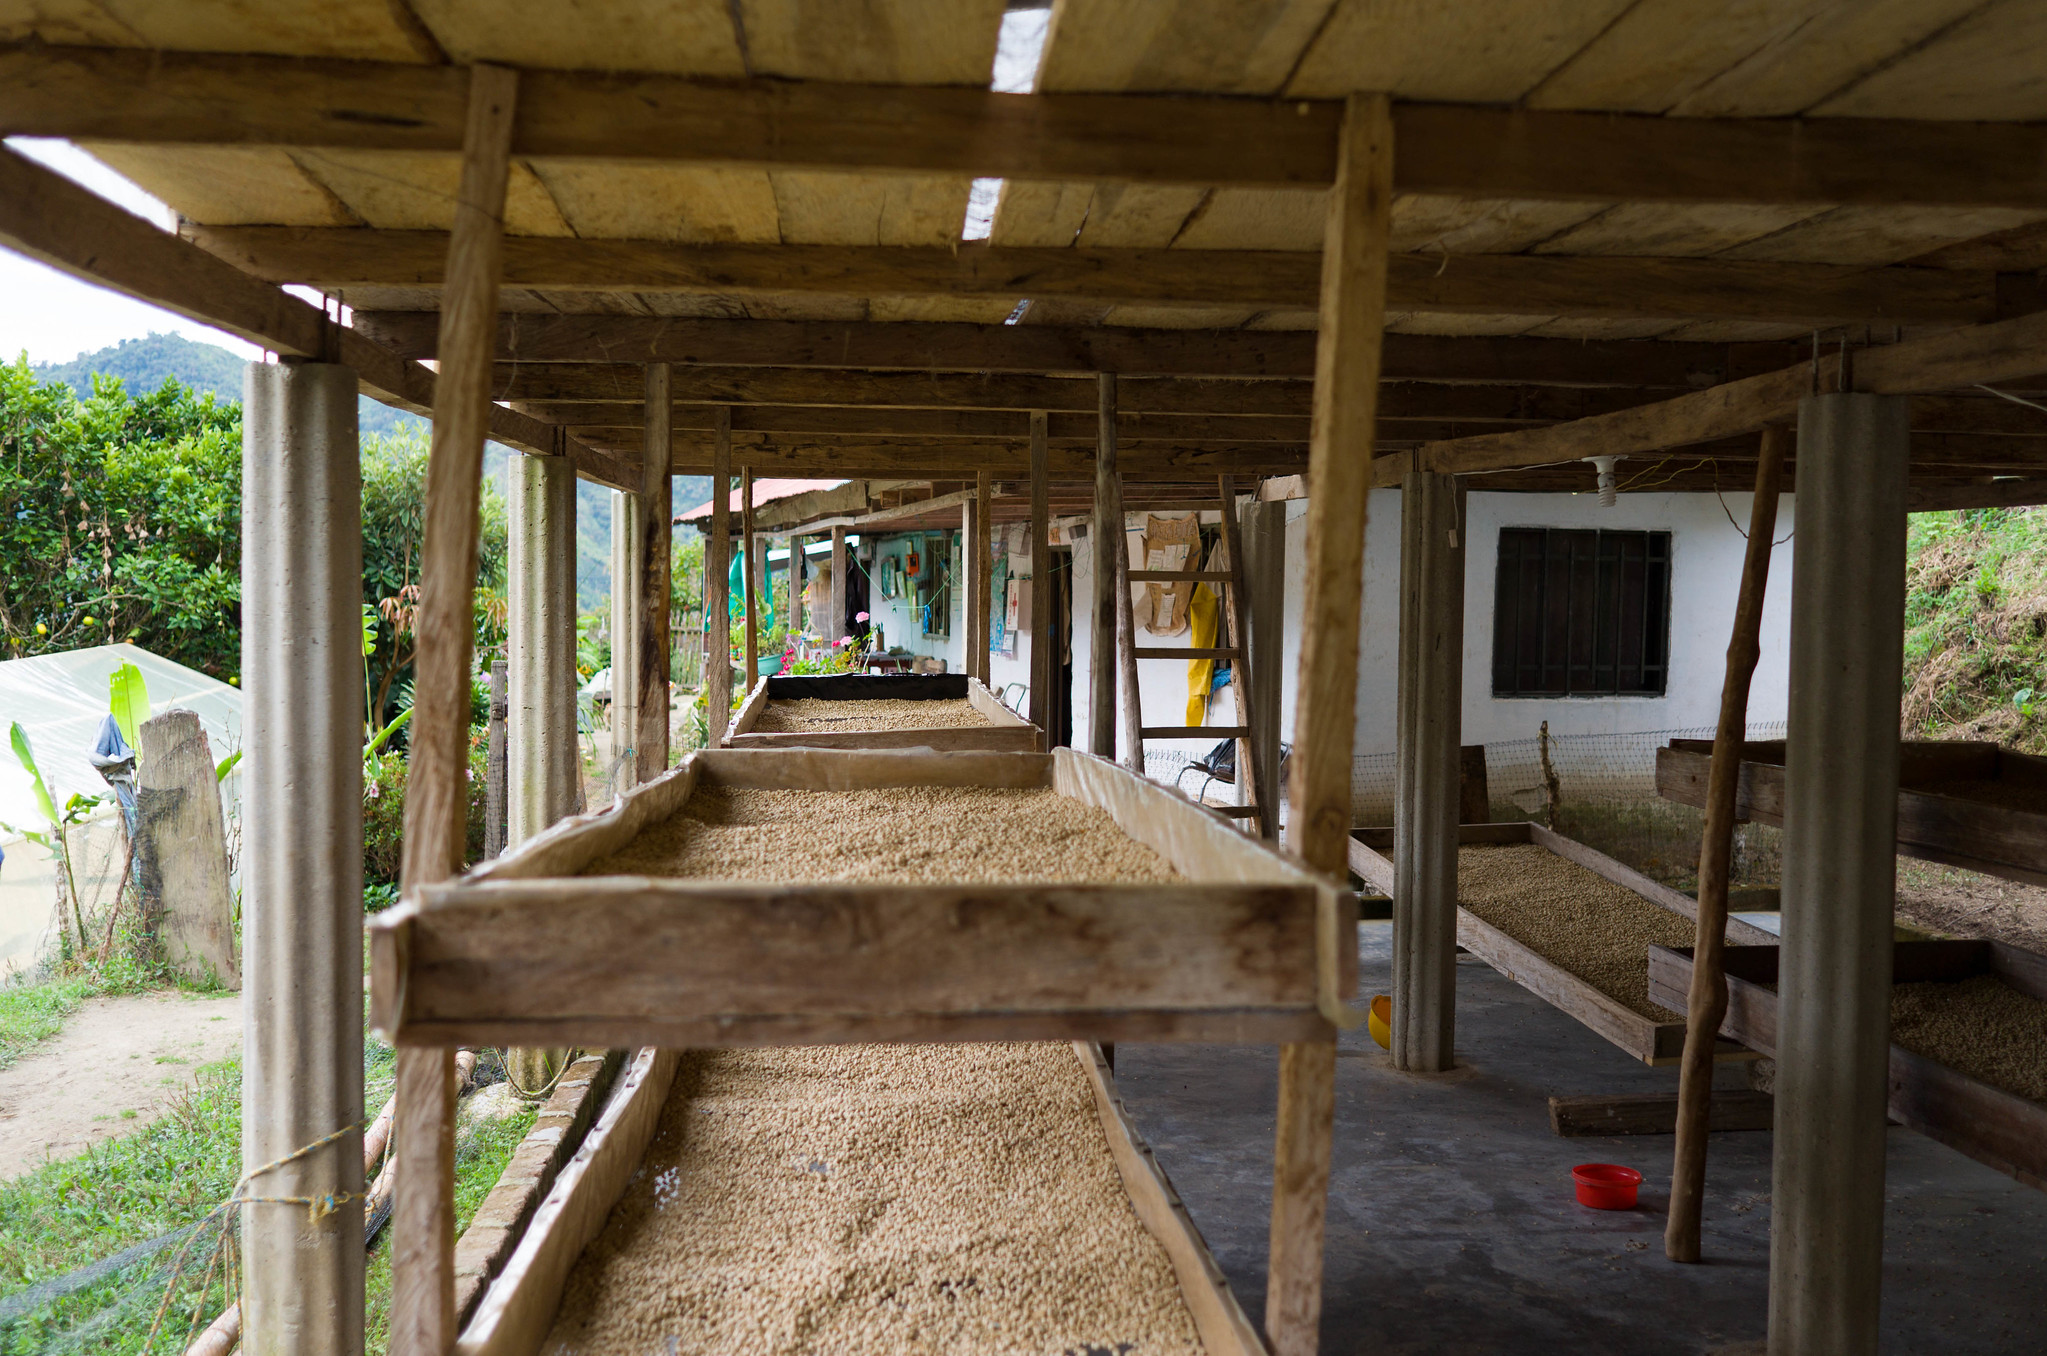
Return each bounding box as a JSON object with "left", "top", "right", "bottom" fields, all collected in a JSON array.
[{"left": 1585, "top": 455, "right": 1623, "bottom": 507}]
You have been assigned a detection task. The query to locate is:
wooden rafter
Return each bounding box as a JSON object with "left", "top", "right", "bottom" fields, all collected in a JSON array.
[
  {"left": 0, "top": 143, "right": 634, "bottom": 491},
  {"left": 196, "top": 227, "right": 2007, "bottom": 326},
  {"left": 8, "top": 45, "right": 2047, "bottom": 207},
  {"left": 360, "top": 312, "right": 1804, "bottom": 385}
]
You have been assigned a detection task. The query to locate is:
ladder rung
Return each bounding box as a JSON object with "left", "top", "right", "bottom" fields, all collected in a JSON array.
[
  {"left": 1143, "top": 725, "right": 1250, "bottom": 739},
  {"left": 1133, "top": 647, "right": 1240, "bottom": 660},
  {"left": 1207, "top": 805, "right": 1260, "bottom": 818},
  {"left": 1127, "top": 570, "right": 1234, "bottom": 582}
]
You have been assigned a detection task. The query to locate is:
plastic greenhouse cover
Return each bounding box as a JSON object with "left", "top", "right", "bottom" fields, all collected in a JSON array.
[{"left": 0, "top": 644, "right": 242, "bottom": 833}]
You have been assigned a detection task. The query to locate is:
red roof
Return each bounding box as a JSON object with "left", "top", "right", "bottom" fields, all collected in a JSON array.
[{"left": 674, "top": 478, "right": 847, "bottom": 524}]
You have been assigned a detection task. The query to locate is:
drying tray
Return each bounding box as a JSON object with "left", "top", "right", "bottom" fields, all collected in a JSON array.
[
  {"left": 372, "top": 747, "right": 1354, "bottom": 1051},
  {"left": 1648, "top": 940, "right": 2047, "bottom": 1190},
  {"left": 722, "top": 672, "right": 1041, "bottom": 751},
  {"left": 1350, "top": 821, "right": 1770, "bottom": 1065},
  {"left": 1658, "top": 739, "right": 2047, "bottom": 888}
]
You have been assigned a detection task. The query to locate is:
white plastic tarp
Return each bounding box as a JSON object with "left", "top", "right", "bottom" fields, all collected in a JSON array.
[{"left": 0, "top": 645, "right": 243, "bottom": 978}]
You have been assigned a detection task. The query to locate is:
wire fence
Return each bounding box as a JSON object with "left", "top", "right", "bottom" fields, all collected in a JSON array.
[{"left": 1143, "top": 722, "right": 1788, "bottom": 891}]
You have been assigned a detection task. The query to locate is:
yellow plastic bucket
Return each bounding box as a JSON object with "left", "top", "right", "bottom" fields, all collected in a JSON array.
[{"left": 1367, "top": 995, "right": 1393, "bottom": 1050}]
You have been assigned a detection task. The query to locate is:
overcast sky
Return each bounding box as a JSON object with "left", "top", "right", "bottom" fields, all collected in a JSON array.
[{"left": 1, "top": 139, "right": 264, "bottom": 368}]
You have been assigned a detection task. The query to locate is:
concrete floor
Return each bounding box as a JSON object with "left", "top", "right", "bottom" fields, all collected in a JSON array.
[{"left": 1116, "top": 922, "right": 2047, "bottom": 1355}]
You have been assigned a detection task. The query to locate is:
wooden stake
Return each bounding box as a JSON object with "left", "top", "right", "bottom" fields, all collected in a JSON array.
[
  {"left": 829, "top": 523, "right": 848, "bottom": 646},
  {"left": 635, "top": 362, "right": 671, "bottom": 783},
  {"left": 963, "top": 484, "right": 982, "bottom": 680},
  {"left": 1092, "top": 374, "right": 1122, "bottom": 759},
  {"left": 1666, "top": 424, "right": 1788, "bottom": 1263},
  {"left": 393, "top": 61, "right": 516, "bottom": 1356},
  {"left": 1028, "top": 411, "right": 1053, "bottom": 737},
  {"left": 1269, "top": 91, "right": 1393, "bottom": 1356},
  {"left": 974, "top": 467, "right": 993, "bottom": 683},
  {"left": 742, "top": 466, "right": 757, "bottom": 680},
  {"left": 704, "top": 409, "right": 732, "bottom": 747}
]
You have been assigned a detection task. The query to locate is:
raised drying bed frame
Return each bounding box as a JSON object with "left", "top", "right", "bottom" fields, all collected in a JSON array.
[
  {"left": 1648, "top": 940, "right": 2047, "bottom": 1190},
  {"left": 1349, "top": 821, "right": 1771, "bottom": 1065},
  {"left": 722, "top": 672, "right": 1042, "bottom": 752},
  {"left": 1657, "top": 738, "right": 2047, "bottom": 888},
  {"left": 372, "top": 746, "right": 1353, "bottom": 1356}
]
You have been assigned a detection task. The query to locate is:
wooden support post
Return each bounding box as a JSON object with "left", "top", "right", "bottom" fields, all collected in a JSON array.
[
  {"left": 608, "top": 488, "right": 641, "bottom": 789},
  {"left": 974, "top": 468, "right": 993, "bottom": 683},
  {"left": 635, "top": 362, "right": 672, "bottom": 783},
  {"left": 1770, "top": 395, "right": 1908, "bottom": 1356},
  {"left": 790, "top": 533, "right": 806, "bottom": 639},
  {"left": 1117, "top": 497, "right": 1143, "bottom": 776},
  {"left": 704, "top": 410, "right": 732, "bottom": 747},
  {"left": 1091, "top": 374, "right": 1122, "bottom": 759},
  {"left": 742, "top": 467, "right": 758, "bottom": 680},
  {"left": 963, "top": 486, "right": 983, "bottom": 680},
  {"left": 830, "top": 522, "right": 848, "bottom": 644},
  {"left": 1028, "top": 411, "right": 1054, "bottom": 736},
  {"left": 1271, "top": 91, "right": 1392, "bottom": 1356},
  {"left": 1667, "top": 427, "right": 1787, "bottom": 1263},
  {"left": 1242, "top": 498, "right": 1285, "bottom": 837},
  {"left": 1392, "top": 470, "right": 1464, "bottom": 1073},
  {"left": 393, "top": 61, "right": 516, "bottom": 1356},
  {"left": 485, "top": 659, "right": 507, "bottom": 858}
]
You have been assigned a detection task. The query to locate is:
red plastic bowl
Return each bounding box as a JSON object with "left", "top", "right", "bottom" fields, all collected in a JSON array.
[{"left": 1572, "top": 1163, "right": 1643, "bottom": 1210}]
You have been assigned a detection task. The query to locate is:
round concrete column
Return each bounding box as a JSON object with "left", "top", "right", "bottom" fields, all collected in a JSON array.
[{"left": 241, "top": 359, "right": 364, "bottom": 1356}]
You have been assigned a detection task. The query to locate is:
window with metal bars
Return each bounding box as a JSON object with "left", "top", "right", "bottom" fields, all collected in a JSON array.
[{"left": 1491, "top": 528, "right": 1671, "bottom": 696}]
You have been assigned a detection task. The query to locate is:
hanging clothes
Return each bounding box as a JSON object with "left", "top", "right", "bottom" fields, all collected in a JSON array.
[{"left": 1185, "top": 581, "right": 1218, "bottom": 727}]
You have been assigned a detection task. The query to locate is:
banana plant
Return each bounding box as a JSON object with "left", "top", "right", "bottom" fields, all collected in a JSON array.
[
  {"left": 107, "top": 660, "right": 150, "bottom": 746},
  {"left": 3, "top": 721, "right": 101, "bottom": 957}
]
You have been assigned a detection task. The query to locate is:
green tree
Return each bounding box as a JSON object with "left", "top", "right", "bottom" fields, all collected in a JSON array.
[
  {"left": 360, "top": 426, "right": 508, "bottom": 730},
  {"left": 0, "top": 359, "right": 241, "bottom": 676}
]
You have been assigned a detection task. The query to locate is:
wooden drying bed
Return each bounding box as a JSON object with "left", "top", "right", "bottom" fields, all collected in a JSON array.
[
  {"left": 1649, "top": 940, "right": 2047, "bottom": 1190},
  {"left": 723, "top": 673, "right": 1041, "bottom": 751},
  {"left": 373, "top": 748, "right": 1349, "bottom": 1048},
  {"left": 1349, "top": 822, "right": 1768, "bottom": 1065},
  {"left": 449, "top": 1041, "right": 1261, "bottom": 1356},
  {"left": 373, "top": 746, "right": 1348, "bottom": 1354},
  {"left": 1658, "top": 739, "right": 2047, "bottom": 888}
]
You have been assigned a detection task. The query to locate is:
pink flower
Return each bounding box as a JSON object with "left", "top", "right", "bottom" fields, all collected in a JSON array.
[
  {"left": 855, "top": 611, "right": 870, "bottom": 623},
  {"left": 836, "top": 635, "right": 853, "bottom": 647}
]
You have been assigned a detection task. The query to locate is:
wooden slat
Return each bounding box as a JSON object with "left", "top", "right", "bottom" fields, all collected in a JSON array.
[
  {"left": 634, "top": 362, "right": 671, "bottom": 782},
  {"left": 1028, "top": 412, "right": 1053, "bottom": 737},
  {"left": 1142, "top": 725, "right": 1250, "bottom": 738},
  {"left": 725, "top": 724, "right": 1043, "bottom": 752},
  {"left": 453, "top": 1048, "right": 681, "bottom": 1356},
  {"left": 1548, "top": 1091, "right": 1773, "bottom": 1137},
  {"left": 196, "top": 226, "right": 2003, "bottom": 325},
  {"left": 12, "top": 47, "right": 2047, "bottom": 207},
  {"left": 1072, "top": 1043, "right": 1265, "bottom": 1356}
]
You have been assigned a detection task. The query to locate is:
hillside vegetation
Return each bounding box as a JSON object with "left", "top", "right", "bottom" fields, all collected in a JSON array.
[{"left": 1903, "top": 507, "right": 2047, "bottom": 753}]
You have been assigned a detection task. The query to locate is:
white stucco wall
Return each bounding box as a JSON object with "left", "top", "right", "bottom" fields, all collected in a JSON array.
[{"left": 1071, "top": 489, "right": 1796, "bottom": 767}]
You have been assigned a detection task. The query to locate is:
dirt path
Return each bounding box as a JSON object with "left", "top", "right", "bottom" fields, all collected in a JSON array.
[{"left": 0, "top": 990, "right": 241, "bottom": 1181}]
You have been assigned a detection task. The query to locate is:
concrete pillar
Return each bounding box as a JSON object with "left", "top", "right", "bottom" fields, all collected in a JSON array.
[
  {"left": 1769, "top": 393, "right": 1910, "bottom": 1356},
  {"left": 1242, "top": 498, "right": 1285, "bottom": 836},
  {"left": 506, "top": 452, "right": 579, "bottom": 845},
  {"left": 609, "top": 488, "right": 642, "bottom": 791},
  {"left": 1392, "top": 470, "right": 1465, "bottom": 1072},
  {"left": 241, "top": 359, "right": 363, "bottom": 1356}
]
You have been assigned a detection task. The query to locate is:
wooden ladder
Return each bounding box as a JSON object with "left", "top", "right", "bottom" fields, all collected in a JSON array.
[{"left": 1120, "top": 475, "right": 1273, "bottom": 836}]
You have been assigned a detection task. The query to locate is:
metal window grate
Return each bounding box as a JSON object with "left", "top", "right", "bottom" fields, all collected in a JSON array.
[{"left": 1491, "top": 528, "right": 1671, "bottom": 696}]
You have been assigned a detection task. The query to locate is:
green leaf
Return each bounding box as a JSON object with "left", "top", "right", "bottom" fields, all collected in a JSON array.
[
  {"left": 362, "top": 706, "right": 413, "bottom": 761},
  {"left": 108, "top": 660, "right": 150, "bottom": 745},
  {"left": 215, "top": 749, "right": 243, "bottom": 782},
  {"left": 363, "top": 602, "right": 379, "bottom": 658},
  {"left": 9, "top": 722, "right": 57, "bottom": 825}
]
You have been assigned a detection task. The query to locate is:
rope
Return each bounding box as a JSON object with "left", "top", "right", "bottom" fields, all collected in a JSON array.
[
  {"left": 230, "top": 1122, "right": 363, "bottom": 1224},
  {"left": 496, "top": 1050, "right": 572, "bottom": 1102}
]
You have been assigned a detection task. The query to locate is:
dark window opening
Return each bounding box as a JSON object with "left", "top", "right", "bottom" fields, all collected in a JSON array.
[{"left": 1491, "top": 528, "right": 1670, "bottom": 697}]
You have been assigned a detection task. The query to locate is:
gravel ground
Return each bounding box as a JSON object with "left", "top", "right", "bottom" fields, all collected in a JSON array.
[
  {"left": 540, "top": 1043, "right": 1206, "bottom": 1356},
  {"left": 1457, "top": 844, "right": 1696, "bottom": 1020},
  {"left": 583, "top": 785, "right": 1181, "bottom": 885},
  {"left": 1891, "top": 974, "right": 2047, "bottom": 1104},
  {"left": 754, "top": 698, "right": 992, "bottom": 733}
]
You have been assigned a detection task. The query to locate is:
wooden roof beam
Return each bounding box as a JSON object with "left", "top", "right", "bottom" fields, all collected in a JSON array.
[
  {"left": 613, "top": 436, "right": 1308, "bottom": 480},
  {"left": 0, "top": 143, "right": 633, "bottom": 491},
  {"left": 361, "top": 311, "right": 1805, "bottom": 385},
  {"left": 7, "top": 44, "right": 2047, "bottom": 207},
  {"left": 517, "top": 402, "right": 1311, "bottom": 443},
  {"left": 1395, "top": 309, "right": 2047, "bottom": 483},
  {"left": 195, "top": 227, "right": 2005, "bottom": 326}
]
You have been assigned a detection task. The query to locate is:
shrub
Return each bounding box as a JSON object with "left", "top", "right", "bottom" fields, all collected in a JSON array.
[{"left": 362, "top": 735, "right": 491, "bottom": 890}]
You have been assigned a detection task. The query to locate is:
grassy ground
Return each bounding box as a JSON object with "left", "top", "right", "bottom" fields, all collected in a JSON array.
[
  {"left": 0, "top": 976, "right": 96, "bottom": 1071},
  {"left": 0, "top": 1030, "right": 535, "bottom": 1354},
  {"left": 1903, "top": 507, "right": 2047, "bottom": 751}
]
